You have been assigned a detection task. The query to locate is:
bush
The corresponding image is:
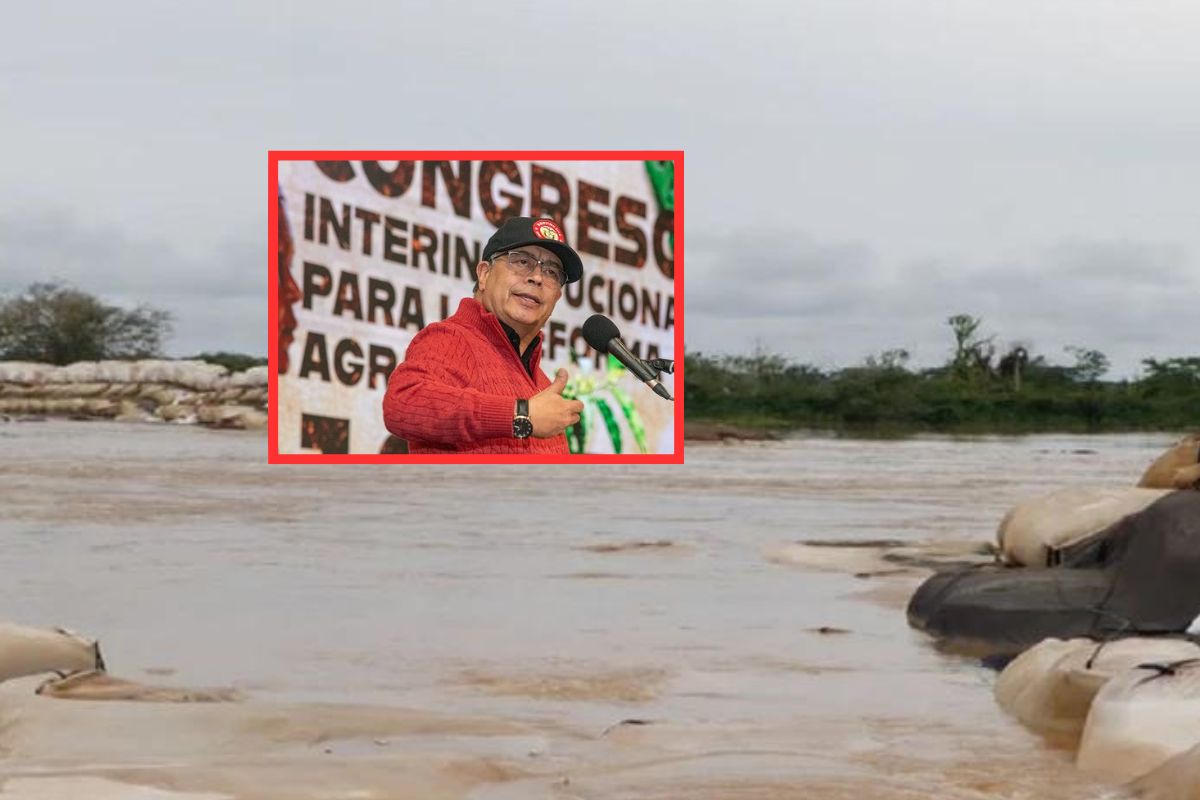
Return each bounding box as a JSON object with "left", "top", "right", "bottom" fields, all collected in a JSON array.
[
  {"left": 0, "top": 282, "right": 171, "bottom": 365},
  {"left": 188, "top": 352, "right": 268, "bottom": 372}
]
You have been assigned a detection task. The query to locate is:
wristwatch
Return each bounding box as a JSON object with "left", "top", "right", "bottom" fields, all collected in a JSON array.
[{"left": 513, "top": 398, "right": 533, "bottom": 439}]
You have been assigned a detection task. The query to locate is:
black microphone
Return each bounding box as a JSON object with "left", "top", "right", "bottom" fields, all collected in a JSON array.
[{"left": 581, "top": 315, "right": 673, "bottom": 401}]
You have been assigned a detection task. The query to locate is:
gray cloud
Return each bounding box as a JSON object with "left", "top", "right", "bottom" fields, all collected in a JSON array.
[
  {"left": 0, "top": 208, "right": 263, "bottom": 357},
  {"left": 686, "top": 230, "right": 1197, "bottom": 378},
  {"left": 3, "top": 0, "right": 1198, "bottom": 377}
]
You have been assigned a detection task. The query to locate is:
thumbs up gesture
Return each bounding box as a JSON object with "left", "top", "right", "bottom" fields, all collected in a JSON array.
[{"left": 529, "top": 368, "right": 584, "bottom": 438}]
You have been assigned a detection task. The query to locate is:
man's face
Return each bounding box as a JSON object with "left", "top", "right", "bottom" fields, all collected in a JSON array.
[{"left": 476, "top": 244, "right": 563, "bottom": 337}]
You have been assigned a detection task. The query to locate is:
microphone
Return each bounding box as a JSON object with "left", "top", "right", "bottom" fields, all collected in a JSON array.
[{"left": 581, "top": 315, "right": 673, "bottom": 401}]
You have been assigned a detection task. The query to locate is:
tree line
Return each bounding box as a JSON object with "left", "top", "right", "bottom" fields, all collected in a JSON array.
[
  {"left": 685, "top": 315, "right": 1199, "bottom": 433},
  {"left": 0, "top": 282, "right": 264, "bottom": 373},
  {"left": 4, "top": 284, "right": 1194, "bottom": 432}
]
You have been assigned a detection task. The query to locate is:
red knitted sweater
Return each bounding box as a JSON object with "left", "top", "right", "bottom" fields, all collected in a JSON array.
[{"left": 382, "top": 298, "right": 569, "bottom": 454}]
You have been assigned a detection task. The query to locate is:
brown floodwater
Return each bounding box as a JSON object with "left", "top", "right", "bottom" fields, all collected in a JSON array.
[{"left": 0, "top": 420, "right": 1179, "bottom": 799}]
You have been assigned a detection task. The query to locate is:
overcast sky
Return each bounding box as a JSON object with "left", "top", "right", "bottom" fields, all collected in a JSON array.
[{"left": 2, "top": 0, "right": 1197, "bottom": 378}]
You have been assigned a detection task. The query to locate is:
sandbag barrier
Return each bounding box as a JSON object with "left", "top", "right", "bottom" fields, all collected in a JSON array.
[
  {"left": 905, "top": 434, "right": 1200, "bottom": 792},
  {"left": 0, "top": 360, "right": 268, "bottom": 430}
]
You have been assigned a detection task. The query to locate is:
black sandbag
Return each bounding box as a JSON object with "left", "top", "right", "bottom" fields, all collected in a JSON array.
[{"left": 908, "top": 491, "right": 1200, "bottom": 656}]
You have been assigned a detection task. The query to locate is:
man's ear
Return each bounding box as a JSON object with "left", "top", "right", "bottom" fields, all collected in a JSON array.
[{"left": 475, "top": 261, "right": 492, "bottom": 289}]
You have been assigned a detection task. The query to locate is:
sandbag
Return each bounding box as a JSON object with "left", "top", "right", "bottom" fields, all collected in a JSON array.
[
  {"left": 0, "top": 383, "right": 37, "bottom": 398},
  {"left": 0, "top": 398, "right": 43, "bottom": 414},
  {"left": 157, "top": 403, "right": 197, "bottom": 423},
  {"left": 239, "top": 387, "right": 268, "bottom": 406},
  {"left": 1078, "top": 659, "right": 1200, "bottom": 782},
  {"left": 137, "top": 385, "right": 183, "bottom": 406},
  {"left": 41, "top": 382, "right": 110, "bottom": 399},
  {"left": 909, "top": 492, "right": 1200, "bottom": 657},
  {"left": 195, "top": 404, "right": 266, "bottom": 430},
  {"left": 230, "top": 366, "right": 268, "bottom": 388},
  {"left": 1131, "top": 739, "right": 1200, "bottom": 799},
  {"left": 53, "top": 362, "right": 101, "bottom": 384},
  {"left": 1141, "top": 434, "right": 1200, "bottom": 491},
  {"left": 130, "top": 360, "right": 229, "bottom": 391},
  {"left": 996, "top": 636, "right": 1200, "bottom": 744},
  {"left": 80, "top": 399, "right": 122, "bottom": 417},
  {"left": 998, "top": 487, "right": 1169, "bottom": 566},
  {"left": 103, "top": 382, "right": 143, "bottom": 399},
  {"left": 93, "top": 361, "right": 137, "bottom": 384},
  {"left": 212, "top": 387, "right": 244, "bottom": 404},
  {"left": 0, "top": 362, "right": 52, "bottom": 385},
  {"left": 0, "top": 624, "right": 103, "bottom": 682}
]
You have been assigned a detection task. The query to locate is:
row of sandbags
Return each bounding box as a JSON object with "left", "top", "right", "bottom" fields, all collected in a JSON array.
[
  {"left": 996, "top": 635, "right": 1200, "bottom": 793},
  {"left": 0, "top": 396, "right": 267, "bottom": 430},
  {"left": 998, "top": 434, "right": 1200, "bottom": 567},
  {"left": 0, "top": 381, "right": 267, "bottom": 406},
  {"left": 907, "top": 435, "right": 1200, "bottom": 795},
  {"left": 0, "top": 360, "right": 267, "bottom": 392},
  {"left": 908, "top": 435, "right": 1200, "bottom": 655},
  {"left": 0, "top": 361, "right": 269, "bottom": 430}
]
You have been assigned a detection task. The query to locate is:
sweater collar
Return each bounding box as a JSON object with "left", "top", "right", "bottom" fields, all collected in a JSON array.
[{"left": 455, "top": 297, "right": 544, "bottom": 371}]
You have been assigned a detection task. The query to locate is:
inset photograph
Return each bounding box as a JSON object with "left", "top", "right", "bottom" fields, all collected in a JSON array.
[{"left": 270, "top": 152, "right": 681, "bottom": 462}]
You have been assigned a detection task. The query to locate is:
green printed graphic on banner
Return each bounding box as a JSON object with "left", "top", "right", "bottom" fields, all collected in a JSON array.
[
  {"left": 645, "top": 160, "right": 675, "bottom": 256},
  {"left": 645, "top": 161, "right": 674, "bottom": 211}
]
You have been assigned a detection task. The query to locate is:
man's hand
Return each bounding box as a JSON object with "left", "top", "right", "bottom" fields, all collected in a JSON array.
[{"left": 528, "top": 369, "right": 584, "bottom": 438}]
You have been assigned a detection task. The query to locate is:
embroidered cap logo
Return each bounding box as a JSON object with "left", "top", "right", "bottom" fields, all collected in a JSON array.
[{"left": 532, "top": 219, "right": 564, "bottom": 242}]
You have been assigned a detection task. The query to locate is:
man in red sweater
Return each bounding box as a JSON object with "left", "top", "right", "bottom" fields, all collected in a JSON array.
[{"left": 382, "top": 217, "right": 585, "bottom": 454}]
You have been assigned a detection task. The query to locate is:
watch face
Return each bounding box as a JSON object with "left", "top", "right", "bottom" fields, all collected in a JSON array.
[{"left": 513, "top": 417, "right": 533, "bottom": 439}]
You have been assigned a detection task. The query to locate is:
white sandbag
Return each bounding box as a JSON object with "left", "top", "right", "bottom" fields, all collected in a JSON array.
[
  {"left": 114, "top": 400, "right": 153, "bottom": 423},
  {"left": 46, "top": 399, "right": 88, "bottom": 416},
  {"left": 1131, "top": 738, "right": 1200, "bottom": 799},
  {"left": 0, "top": 623, "right": 101, "bottom": 682},
  {"left": 996, "top": 638, "right": 1087, "bottom": 741},
  {"left": 0, "top": 362, "right": 53, "bottom": 385},
  {"left": 996, "top": 637, "right": 1200, "bottom": 744},
  {"left": 137, "top": 385, "right": 182, "bottom": 406},
  {"left": 126, "top": 360, "right": 228, "bottom": 391},
  {"left": 43, "top": 382, "right": 109, "bottom": 399},
  {"left": 101, "top": 382, "right": 138, "bottom": 398},
  {"left": 195, "top": 404, "right": 266, "bottom": 430},
  {"left": 93, "top": 361, "right": 137, "bottom": 384},
  {"left": 239, "top": 387, "right": 267, "bottom": 406},
  {"left": 1140, "top": 434, "right": 1200, "bottom": 491},
  {"left": 173, "top": 361, "right": 229, "bottom": 391},
  {"left": 0, "top": 398, "right": 45, "bottom": 414},
  {"left": 230, "top": 366, "right": 268, "bottom": 388},
  {"left": 1077, "top": 657, "right": 1200, "bottom": 781},
  {"left": 212, "top": 387, "right": 245, "bottom": 404},
  {"left": 998, "top": 487, "right": 1170, "bottom": 566},
  {"left": 0, "top": 383, "right": 37, "bottom": 398},
  {"left": 44, "top": 361, "right": 135, "bottom": 384},
  {"left": 81, "top": 399, "right": 122, "bottom": 417},
  {"left": 55, "top": 362, "right": 102, "bottom": 384},
  {"left": 157, "top": 404, "right": 196, "bottom": 423}
]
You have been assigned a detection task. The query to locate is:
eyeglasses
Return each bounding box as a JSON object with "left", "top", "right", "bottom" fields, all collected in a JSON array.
[{"left": 494, "top": 250, "right": 567, "bottom": 288}]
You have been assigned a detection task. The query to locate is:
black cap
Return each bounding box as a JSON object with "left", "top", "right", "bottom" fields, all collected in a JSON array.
[{"left": 482, "top": 217, "right": 583, "bottom": 284}]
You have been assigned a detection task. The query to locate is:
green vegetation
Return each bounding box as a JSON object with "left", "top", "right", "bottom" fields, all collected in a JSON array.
[
  {"left": 0, "top": 282, "right": 171, "bottom": 365},
  {"left": 0, "top": 283, "right": 265, "bottom": 372},
  {"left": 685, "top": 315, "right": 1199, "bottom": 435},
  {"left": 187, "top": 352, "right": 268, "bottom": 372}
]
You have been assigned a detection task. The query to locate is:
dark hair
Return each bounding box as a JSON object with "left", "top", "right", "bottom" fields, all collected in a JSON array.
[{"left": 473, "top": 258, "right": 494, "bottom": 293}]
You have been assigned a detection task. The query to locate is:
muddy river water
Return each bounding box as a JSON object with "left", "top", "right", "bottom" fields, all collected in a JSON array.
[{"left": 0, "top": 420, "right": 1179, "bottom": 799}]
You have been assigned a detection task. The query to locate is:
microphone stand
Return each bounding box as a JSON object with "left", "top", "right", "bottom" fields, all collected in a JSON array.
[
  {"left": 645, "top": 358, "right": 674, "bottom": 375},
  {"left": 638, "top": 358, "right": 675, "bottom": 400}
]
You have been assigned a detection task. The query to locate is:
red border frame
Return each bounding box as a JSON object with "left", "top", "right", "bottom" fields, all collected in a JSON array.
[{"left": 267, "top": 150, "right": 684, "bottom": 464}]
